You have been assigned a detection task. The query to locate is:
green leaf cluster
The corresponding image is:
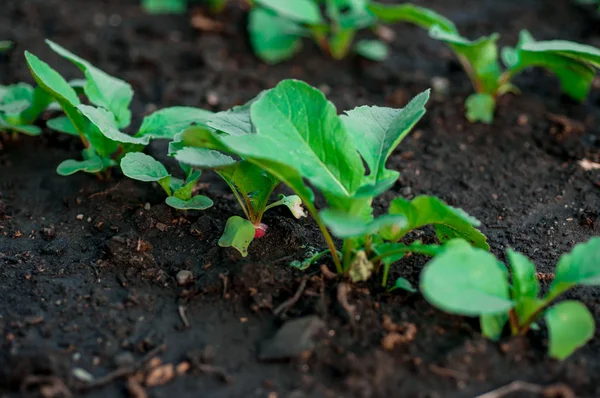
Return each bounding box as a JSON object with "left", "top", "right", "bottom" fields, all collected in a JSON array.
[
  {"left": 181, "top": 79, "right": 487, "bottom": 277},
  {"left": 421, "top": 238, "right": 600, "bottom": 359},
  {"left": 0, "top": 82, "right": 52, "bottom": 136}
]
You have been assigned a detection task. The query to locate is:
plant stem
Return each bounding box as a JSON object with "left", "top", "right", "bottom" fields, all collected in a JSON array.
[
  {"left": 381, "top": 263, "right": 391, "bottom": 287},
  {"left": 303, "top": 201, "right": 342, "bottom": 273},
  {"left": 341, "top": 239, "right": 356, "bottom": 272},
  {"left": 508, "top": 309, "right": 520, "bottom": 335}
]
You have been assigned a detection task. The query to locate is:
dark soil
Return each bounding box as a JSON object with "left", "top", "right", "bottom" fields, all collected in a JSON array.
[{"left": 1, "top": 0, "right": 600, "bottom": 397}]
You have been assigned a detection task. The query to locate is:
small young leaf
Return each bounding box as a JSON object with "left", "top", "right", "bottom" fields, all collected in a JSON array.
[
  {"left": 256, "top": 0, "right": 323, "bottom": 24},
  {"left": 354, "top": 40, "right": 389, "bottom": 61},
  {"left": 173, "top": 171, "right": 201, "bottom": 201},
  {"left": 249, "top": 8, "right": 303, "bottom": 64},
  {"left": 218, "top": 216, "right": 256, "bottom": 257},
  {"left": 549, "top": 237, "right": 600, "bottom": 298},
  {"left": 0, "top": 118, "right": 42, "bottom": 136},
  {"left": 320, "top": 209, "right": 407, "bottom": 238},
  {"left": 57, "top": 157, "right": 104, "bottom": 176},
  {"left": 120, "top": 152, "right": 170, "bottom": 182},
  {"left": 165, "top": 195, "right": 214, "bottom": 211},
  {"left": 46, "top": 40, "right": 133, "bottom": 128},
  {"left": 367, "top": 2, "right": 457, "bottom": 33},
  {"left": 389, "top": 277, "right": 417, "bottom": 293},
  {"left": 420, "top": 244, "right": 513, "bottom": 315},
  {"left": 480, "top": 313, "right": 508, "bottom": 341},
  {"left": 78, "top": 105, "right": 150, "bottom": 145},
  {"left": 47, "top": 116, "right": 79, "bottom": 136},
  {"left": 507, "top": 249, "right": 539, "bottom": 301},
  {"left": 348, "top": 250, "right": 374, "bottom": 282},
  {"left": 342, "top": 90, "right": 429, "bottom": 183},
  {"left": 382, "top": 195, "right": 488, "bottom": 250},
  {"left": 141, "top": 0, "right": 186, "bottom": 14},
  {"left": 270, "top": 194, "right": 307, "bottom": 219},
  {"left": 546, "top": 301, "right": 595, "bottom": 360},
  {"left": 465, "top": 93, "right": 496, "bottom": 124},
  {"left": 136, "top": 107, "right": 213, "bottom": 139}
]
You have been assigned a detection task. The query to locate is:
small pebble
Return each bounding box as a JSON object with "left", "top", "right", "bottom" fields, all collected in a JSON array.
[
  {"left": 76, "top": 214, "right": 84, "bottom": 220},
  {"left": 176, "top": 270, "right": 193, "bottom": 286}
]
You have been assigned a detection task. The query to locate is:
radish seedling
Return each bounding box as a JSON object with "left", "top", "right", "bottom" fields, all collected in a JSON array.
[
  {"left": 421, "top": 238, "right": 600, "bottom": 360},
  {"left": 25, "top": 40, "right": 212, "bottom": 177},
  {"left": 181, "top": 79, "right": 487, "bottom": 281},
  {"left": 141, "top": 0, "right": 227, "bottom": 14},
  {"left": 174, "top": 100, "right": 307, "bottom": 257},
  {"left": 0, "top": 83, "right": 52, "bottom": 136}
]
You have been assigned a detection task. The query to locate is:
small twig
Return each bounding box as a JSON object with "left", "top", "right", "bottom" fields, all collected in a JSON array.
[
  {"left": 218, "top": 273, "right": 229, "bottom": 299},
  {"left": 428, "top": 364, "right": 468, "bottom": 380},
  {"left": 273, "top": 277, "right": 308, "bottom": 316},
  {"left": 178, "top": 305, "right": 191, "bottom": 329},
  {"left": 79, "top": 344, "right": 167, "bottom": 391},
  {"left": 88, "top": 182, "right": 121, "bottom": 199},
  {"left": 197, "top": 364, "right": 234, "bottom": 384},
  {"left": 476, "top": 381, "right": 575, "bottom": 398},
  {"left": 21, "top": 375, "right": 73, "bottom": 398}
]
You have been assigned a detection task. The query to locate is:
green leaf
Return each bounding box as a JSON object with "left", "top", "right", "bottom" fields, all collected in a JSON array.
[
  {"left": 465, "top": 93, "right": 495, "bottom": 124},
  {"left": 136, "top": 107, "right": 213, "bottom": 139},
  {"left": 46, "top": 40, "right": 133, "bottom": 128},
  {"left": 0, "top": 41, "right": 12, "bottom": 52},
  {"left": 256, "top": 0, "right": 323, "bottom": 24},
  {"left": 141, "top": 0, "right": 186, "bottom": 14},
  {"left": 78, "top": 105, "right": 150, "bottom": 145},
  {"left": 505, "top": 35, "right": 600, "bottom": 102},
  {"left": 480, "top": 313, "right": 508, "bottom": 341},
  {"left": 546, "top": 301, "right": 595, "bottom": 360},
  {"left": 218, "top": 216, "right": 256, "bottom": 257},
  {"left": 120, "top": 152, "right": 170, "bottom": 182},
  {"left": 320, "top": 209, "right": 407, "bottom": 238},
  {"left": 174, "top": 147, "right": 237, "bottom": 169},
  {"left": 57, "top": 157, "right": 104, "bottom": 176},
  {"left": 367, "top": 2, "right": 457, "bottom": 33},
  {"left": 354, "top": 40, "right": 388, "bottom": 61},
  {"left": 47, "top": 116, "right": 79, "bottom": 136},
  {"left": 389, "top": 277, "right": 417, "bottom": 293},
  {"left": 382, "top": 195, "right": 488, "bottom": 249},
  {"left": 342, "top": 90, "right": 429, "bottom": 183},
  {"left": 420, "top": 244, "right": 513, "bottom": 316},
  {"left": 429, "top": 27, "right": 502, "bottom": 95},
  {"left": 173, "top": 171, "right": 201, "bottom": 200},
  {"left": 549, "top": 237, "right": 600, "bottom": 299},
  {"left": 165, "top": 195, "right": 213, "bottom": 211},
  {"left": 249, "top": 8, "right": 303, "bottom": 64},
  {"left": 266, "top": 194, "right": 307, "bottom": 219},
  {"left": 208, "top": 100, "right": 255, "bottom": 136},
  {"left": 0, "top": 118, "right": 42, "bottom": 136},
  {"left": 25, "top": 51, "right": 86, "bottom": 135},
  {"left": 507, "top": 249, "right": 539, "bottom": 301}
]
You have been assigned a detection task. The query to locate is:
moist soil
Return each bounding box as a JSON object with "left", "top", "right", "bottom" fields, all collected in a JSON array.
[{"left": 1, "top": 0, "right": 600, "bottom": 397}]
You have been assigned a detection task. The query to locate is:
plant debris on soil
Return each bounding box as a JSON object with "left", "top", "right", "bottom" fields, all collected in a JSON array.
[{"left": 1, "top": 0, "right": 600, "bottom": 397}]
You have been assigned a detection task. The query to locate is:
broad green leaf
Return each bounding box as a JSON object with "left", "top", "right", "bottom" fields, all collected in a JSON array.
[
  {"left": 256, "top": 0, "right": 323, "bottom": 24},
  {"left": 57, "top": 157, "right": 104, "bottom": 176},
  {"left": 141, "top": 0, "right": 186, "bottom": 14},
  {"left": 480, "top": 313, "right": 508, "bottom": 341},
  {"left": 78, "top": 105, "right": 150, "bottom": 145},
  {"left": 207, "top": 99, "right": 255, "bottom": 136},
  {"left": 246, "top": 79, "right": 365, "bottom": 205},
  {"left": 465, "top": 93, "right": 495, "bottom": 124},
  {"left": 249, "top": 8, "right": 303, "bottom": 64},
  {"left": 367, "top": 3, "right": 457, "bottom": 33},
  {"left": 382, "top": 195, "right": 488, "bottom": 250},
  {"left": 136, "top": 107, "right": 213, "bottom": 139},
  {"left": 0, "top": 118, "right": 42, "bottom": 136},
  {"left": 174, "top": 147, "right": 237, "bottom": 169},
  {"left": 389, "top": 277, "right": 417, "bottom": 293},
  {"left": 25, "top": 51, "right": 86, "bottom": 135},
  {"left": 549, "top": 237, "right": 600, "bottom": 299},
  {"left": 165, "top": 195, "right": 213, "bottom": 211},
  {"left": 420, "top": 244, "right": 513, "bottom": 315},
  {"left": 504, "top": 35, "right": 599, "bottom": 102},
  {"left": 320, "top": 209, "right": 407, "bottom": 238},
  {"left": 507, "top": 249, "right": 539, "bottom": 301},
  {"left": 546, "top": 301, "right": 595, "bottom": 360},
  {"left": 429, "top": 27, "right": 502, "bottom": 94},
  {"left": 47, "top": 116, "right": 79, "bottom": 136},
  {"left": 218, "top": 216, "right": 256, "bottom": 257},
  {"left": 120, "top": 152, "right": 170, "bottom": 182},
  {"left": 47, "top": 40, "right": 133, "bottom": 128},
  {"left": 342, "top": 90, "right": 429, "bottom": 183},
  {"left": 173, "top": 171, "right": 201, "bottom": 200},
  {"left": 354, "top": 40, "right": 388, "bottom": 61}
]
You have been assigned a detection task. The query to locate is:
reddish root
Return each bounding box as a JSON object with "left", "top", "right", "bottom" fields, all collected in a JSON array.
[{"left": 254, "top": 223, "right": 268, "bottom": 239}]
